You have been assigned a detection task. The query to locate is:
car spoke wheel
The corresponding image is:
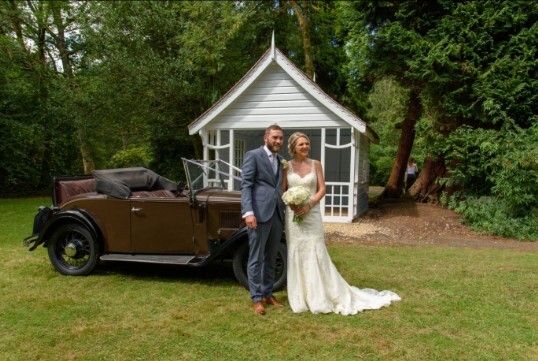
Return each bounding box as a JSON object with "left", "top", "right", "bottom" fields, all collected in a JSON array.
[
  {"left": 48, "top": 223, "right": 99, "bottom": 276},
  {"left": 232, "top": 241, "right": 287, "bottom": 291}
]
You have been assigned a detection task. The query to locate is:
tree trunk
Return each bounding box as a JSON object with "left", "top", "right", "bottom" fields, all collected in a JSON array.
[
  {"left": 50, "top": 2, "right": 74, "bottom": 78},
  {"left": 409, "top": 156, "right": 449, "bottom": 203},
  {"left": 7, "top": 0, "right": 27, "bottom": 51},
  {"left": 290, "top": 0, "right": 314, "bottom": 79},
  {"left": 380, "top": 90, "right": 422, "bottom": 198},
  {"left": 78, "top": 128, "right": 95, "bottom": 174},
  {"left": 48, "top": 1, "right": 94, "bottom": 172}
]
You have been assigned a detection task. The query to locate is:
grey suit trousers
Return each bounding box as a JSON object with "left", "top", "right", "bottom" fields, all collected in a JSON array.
[{"left": 247, "top": 209, "right": 283, "bottom": 302}]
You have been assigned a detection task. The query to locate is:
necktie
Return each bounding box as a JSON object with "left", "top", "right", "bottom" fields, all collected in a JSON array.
[{"left": 270, "top": 154, "right": 277, "bottom": 174}]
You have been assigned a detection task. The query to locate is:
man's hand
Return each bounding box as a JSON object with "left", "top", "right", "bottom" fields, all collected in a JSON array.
[{"left": 245, "top": 215, "right": 257, "bottom": 229}]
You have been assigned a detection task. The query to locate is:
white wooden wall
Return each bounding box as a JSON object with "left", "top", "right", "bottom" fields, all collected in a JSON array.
[{"left": 209, "top": 64, "right": 349, "bottom": 130}]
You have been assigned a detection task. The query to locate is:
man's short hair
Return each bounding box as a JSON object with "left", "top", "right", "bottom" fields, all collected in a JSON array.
[{"left": 265, "top": 124, "right": 283, "bottom": 135}]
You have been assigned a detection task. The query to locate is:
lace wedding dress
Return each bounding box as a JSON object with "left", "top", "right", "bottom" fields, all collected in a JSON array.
[{"left": 285, "top": 160, "right": 401, "bottom": 315}]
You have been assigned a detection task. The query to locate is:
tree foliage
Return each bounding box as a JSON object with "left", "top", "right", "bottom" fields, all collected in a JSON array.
[
  {"left": 365, "top": 78, "right": 414, "bottom": 186},
  {"left": 338, "top": 0, "right": 537, "bottom": 239},
  {"left": 1, "top": 1, "right": 535, "bottom": 239},
  {"left": 0, "top": 1, "right": 82, "bottom": 193},
  {"left": 1, "top": 0, "right": 347, "bottom": 187},
  {"left": 440, "top": 122, "right": 538, "bottom": 240}
]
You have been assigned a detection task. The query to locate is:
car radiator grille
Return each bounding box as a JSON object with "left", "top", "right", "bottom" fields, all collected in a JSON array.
[{"left": 220, "top": 211, "right": 241, "bottom": 228}]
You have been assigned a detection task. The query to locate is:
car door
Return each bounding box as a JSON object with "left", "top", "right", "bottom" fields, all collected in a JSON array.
[{"left": 130, "top": 197, "right": 194, "bottom": 254}]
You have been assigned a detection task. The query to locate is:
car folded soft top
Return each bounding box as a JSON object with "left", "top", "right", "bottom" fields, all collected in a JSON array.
[{"left": 92, "top": 167, "right": 178, "bottom": 199}]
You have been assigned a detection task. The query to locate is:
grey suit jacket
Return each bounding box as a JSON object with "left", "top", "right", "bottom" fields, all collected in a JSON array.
[{"left": 241, "top": 146, "right": 285, "bottom": 223}]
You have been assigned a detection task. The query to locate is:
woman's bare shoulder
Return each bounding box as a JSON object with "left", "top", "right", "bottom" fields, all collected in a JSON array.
[{"left": 311, "top": 159, "right": 323, "bottom": 170}]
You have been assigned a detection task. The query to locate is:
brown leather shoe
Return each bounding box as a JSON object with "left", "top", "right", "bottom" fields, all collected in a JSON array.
[
  {"left": 262, "top": 296, "right": 284, "bottom": 307},
  {"left": 253, "top": 301, "right": 266, "bottom": 315}
]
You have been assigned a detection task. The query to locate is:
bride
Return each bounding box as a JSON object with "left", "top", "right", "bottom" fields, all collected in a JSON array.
[{"left": 282, "top": 132, "right": 401, "bottom": 315}]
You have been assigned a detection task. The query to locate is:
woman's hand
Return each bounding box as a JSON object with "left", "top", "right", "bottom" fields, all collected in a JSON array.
[{"left": 293, "top": 203, "right": 311, "bottom": 217}]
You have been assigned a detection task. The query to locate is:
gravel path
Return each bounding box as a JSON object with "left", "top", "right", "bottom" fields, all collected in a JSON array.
[{"left": 323, "top": 196, "right": 537, "bottom": 252}]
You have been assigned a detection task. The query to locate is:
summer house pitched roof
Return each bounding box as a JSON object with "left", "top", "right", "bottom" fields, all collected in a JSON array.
[{"left": 188, "top": 46, "right": 378, "bottom": 143}]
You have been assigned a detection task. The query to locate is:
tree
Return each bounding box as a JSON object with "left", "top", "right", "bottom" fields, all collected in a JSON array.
[
  {"left": 408, "top": 0, "right": 537, "bottom": 205},
  {"left": 339, "top": 0, "right": 538, "bottom": 238},
  {"left": 0, "top": 0, "right": 83, "bottom": 192},
  {"left": 340, "top": 0, "right": 536, "bottom": 196},
  {"left": 76, "top": 1, "right": 263, "bottom": 179},
  {"left": 339, "top": 0, "right": 436, "bottom": 198},
  {"left": 284, "top": 1, "right": 349, "bottom": 103},
  {"left": 366, "top": 78, "right": 413, "bottom": 186},
  {"left": 289, "top": 0, "right": 314, "bottom": 79}
]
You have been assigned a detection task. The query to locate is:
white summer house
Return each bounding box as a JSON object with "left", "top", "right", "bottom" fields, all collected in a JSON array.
[{"left": 188, "top": 37, "right": 379, "bottom": 223}]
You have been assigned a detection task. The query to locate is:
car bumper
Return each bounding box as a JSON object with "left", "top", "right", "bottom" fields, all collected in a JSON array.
[{"left": 23, "top": 234, "right": 38, "bottom": 247}]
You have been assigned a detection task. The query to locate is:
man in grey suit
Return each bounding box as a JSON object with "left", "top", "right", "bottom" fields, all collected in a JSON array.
[{"left": 241, "top": 124, "right": 286, "bottom": 315}]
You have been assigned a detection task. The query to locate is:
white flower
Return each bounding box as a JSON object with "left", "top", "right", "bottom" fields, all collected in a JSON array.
[{"left": 282, "top": 186, "right": 310, "bottom": 223}]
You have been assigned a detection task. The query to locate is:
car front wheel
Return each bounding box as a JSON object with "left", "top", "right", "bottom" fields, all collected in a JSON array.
[
  {"left": 232, "top": 241, "right": 287, "bottom": 291},
  {"left": 47, "top": 223, "right": 99, "bottom": 276}
]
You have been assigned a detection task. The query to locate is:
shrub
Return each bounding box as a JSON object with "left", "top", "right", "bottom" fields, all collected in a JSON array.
[
  {"left": 442, "top": 122, "right": 538, "bottom": 240},
  {"left": 448, "top": 195, "right": 538, "bottom": 241},
  {"left": 108, "top": 146, "right": 153, "bottom": 169}
]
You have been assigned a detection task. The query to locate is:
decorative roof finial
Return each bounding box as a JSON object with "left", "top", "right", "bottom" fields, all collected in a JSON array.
[{"left": 271, "top": 31, "right": 276, "bottom": 60}]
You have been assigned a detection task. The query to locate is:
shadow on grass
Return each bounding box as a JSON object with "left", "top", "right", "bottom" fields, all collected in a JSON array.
[{"left": 93, "top": 259, "right": 240, "bottom": 287}]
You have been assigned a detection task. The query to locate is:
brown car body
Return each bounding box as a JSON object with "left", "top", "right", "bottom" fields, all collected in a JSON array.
[{"left": 24, "top": 159, "right": 287, "bottom": 289}]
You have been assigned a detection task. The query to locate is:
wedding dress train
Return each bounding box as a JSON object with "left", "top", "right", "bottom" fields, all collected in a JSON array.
[{"left": 285, "top": 161, "right": 401, "bottom": 315}]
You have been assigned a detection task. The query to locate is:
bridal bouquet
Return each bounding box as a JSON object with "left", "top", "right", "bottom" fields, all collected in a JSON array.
[{"left": 282, "top": 186, "right": 311, "bottom": 223}]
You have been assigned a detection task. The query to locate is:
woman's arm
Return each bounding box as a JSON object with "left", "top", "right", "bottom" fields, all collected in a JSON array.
[{"left": 310, "top": 160, "right": 326, "bottom": 206}]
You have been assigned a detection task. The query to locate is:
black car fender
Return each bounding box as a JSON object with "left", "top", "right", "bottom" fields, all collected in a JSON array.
[
  {"left": 30, "top": 209, "right": 102, "bottom": 251},
  {"left": 197, "top": 226, "right": 249, "bottom": 264},
  {"left": 222, "top": 226, "right": 250, "bottom": 251},
  {"left": 204, "top": 226, "right": 286, "bottom": 263}
]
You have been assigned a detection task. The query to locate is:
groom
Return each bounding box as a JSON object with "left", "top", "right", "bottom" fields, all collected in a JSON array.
[{"left": 241, "top": 124, "right": 286, "bottom": 315}]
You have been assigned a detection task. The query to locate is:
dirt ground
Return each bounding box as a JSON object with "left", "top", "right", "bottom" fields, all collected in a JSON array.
[{"left": 324, "top": 188, "right": 537, "bottom": 252}]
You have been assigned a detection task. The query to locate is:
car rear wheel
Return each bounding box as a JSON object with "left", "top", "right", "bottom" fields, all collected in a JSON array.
[
  {"left": 47, "top": 223, "right": 99, "bottom": 276},
  {"left": 232, "top": 241, "right": 287, "bottom": 291}
]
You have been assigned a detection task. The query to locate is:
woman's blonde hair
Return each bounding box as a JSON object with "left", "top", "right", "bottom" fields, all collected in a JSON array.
[{"left": 287, "top": 132, "right": 310, "bottom": 156}]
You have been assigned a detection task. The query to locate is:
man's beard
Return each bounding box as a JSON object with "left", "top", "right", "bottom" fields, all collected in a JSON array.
[{"left": 268, "top": 144, "right": 281, "bottom": 153}]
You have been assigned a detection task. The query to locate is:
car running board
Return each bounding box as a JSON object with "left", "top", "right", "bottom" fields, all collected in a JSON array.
[{"left": 100, "top": 254, "right": 196, "bottom": 265}]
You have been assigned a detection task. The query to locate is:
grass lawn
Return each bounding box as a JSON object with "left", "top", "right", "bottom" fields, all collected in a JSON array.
[{"left": 1, "top": 197, "right": 537, "bottom": 360}]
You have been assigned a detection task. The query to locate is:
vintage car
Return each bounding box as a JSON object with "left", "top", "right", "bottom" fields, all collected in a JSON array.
[{"left": 24, "top": 159, "right": 287, "bottom": 290}]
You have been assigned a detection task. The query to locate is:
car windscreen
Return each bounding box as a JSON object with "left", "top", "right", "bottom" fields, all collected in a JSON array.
[{"left": 182, "top": 159, "right": 241, "bottom": 193}]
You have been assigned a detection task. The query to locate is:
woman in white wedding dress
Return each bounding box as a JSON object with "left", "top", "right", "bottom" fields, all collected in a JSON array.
[{"left": 282, "top": 132, "right": 401, "bottom": 315}]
